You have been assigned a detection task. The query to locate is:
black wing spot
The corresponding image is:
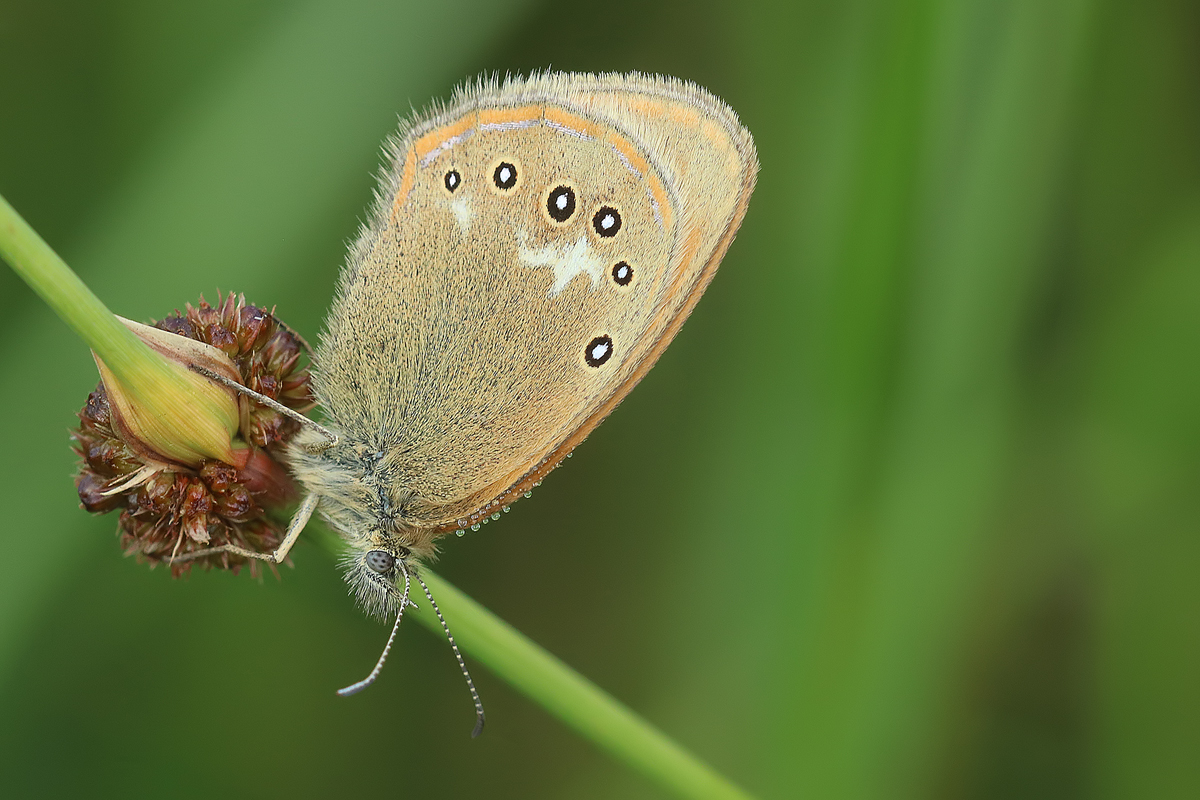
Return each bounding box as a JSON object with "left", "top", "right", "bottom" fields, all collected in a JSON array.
[
  {"left": 612, "top": 261, "right": 633, "bottom": 286},
  {"left": 584, "top": 335, "right": 613, "bottom": 367},
  {"left": 546, "top": 185, "right": 576, "bottom": 222},
  {"left": 592, "top": 206, "right": 621, "bottom": 237},
  {"left": 493, "top": 161, "right": 518, "bottom": 190}
]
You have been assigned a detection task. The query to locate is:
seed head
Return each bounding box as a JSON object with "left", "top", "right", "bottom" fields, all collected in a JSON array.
[{"left": 71, "top": 293, "right": 314, "bottom": 576}]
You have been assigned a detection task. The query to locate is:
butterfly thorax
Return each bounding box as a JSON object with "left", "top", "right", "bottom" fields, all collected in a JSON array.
[
  {"left": 285, "top": 427, "right": 434, "bottom": 617},
  {"left": 286, "top": 426, "right": 439, "bottom": 557}
]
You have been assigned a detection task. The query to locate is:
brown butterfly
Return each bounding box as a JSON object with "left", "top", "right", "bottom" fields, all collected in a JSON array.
[{"left": 179, "top": 71, "right": 757, "bottom": 735}]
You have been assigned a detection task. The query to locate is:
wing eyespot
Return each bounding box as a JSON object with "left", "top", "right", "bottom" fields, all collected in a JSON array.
[
  {"left": 611, "top": 261, "right": 633, "bottom": 286},
  {"left": 584, "top": 335, "right": 613, "bottom": 367},
  {"left": 592, "top": 206, "right": 622, "bottom": 237},
  {"left": 545, "top": 184, "right": 577, "bottom": 223},
  {"left": 491, "top": 160, "right": 520, "bottom": 192}
]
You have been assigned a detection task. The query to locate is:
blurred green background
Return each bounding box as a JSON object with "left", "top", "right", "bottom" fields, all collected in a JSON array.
[{"left": 1, "top": 0, "right": 1197, "bottom": 797}]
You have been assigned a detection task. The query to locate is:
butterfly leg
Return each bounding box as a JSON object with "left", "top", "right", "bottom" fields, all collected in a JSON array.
[
  {"left": 169, "top": 492, "right": 319, "bottom": 565},
  {"left": 189, "top": 365, "right": 338, "bottom": 453}
]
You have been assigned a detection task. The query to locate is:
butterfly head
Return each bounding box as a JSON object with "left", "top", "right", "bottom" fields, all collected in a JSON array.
[
  {"left": 334, "top": 527, "right": 486, "bottom": 737},
  {"left": 341, "top": 540, "right": 416, "bottom": 619}
]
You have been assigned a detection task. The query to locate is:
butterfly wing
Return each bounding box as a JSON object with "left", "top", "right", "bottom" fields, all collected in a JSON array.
[{"left": 314, "top": 72, "right": 757, "bottom": 532}]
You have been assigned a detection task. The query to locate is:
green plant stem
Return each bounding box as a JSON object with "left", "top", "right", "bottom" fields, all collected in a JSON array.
[
  {"left": 0, "top": 191, "right": 238, "bottom": 464},
  {"left": 305, "top": 518, "right": 753, "bottom": 800},
  {"left": 2, "top": 190, "right": 754, "bottom": 800},
  {"left": 0, "top": 193, "right": 168, "bottom": 383},
  {"left": 414, "top": 570, "right": 755, "bottom": 800}
]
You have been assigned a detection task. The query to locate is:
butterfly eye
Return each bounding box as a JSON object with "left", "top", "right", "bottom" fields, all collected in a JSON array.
[{"left": 365, "top": 550, "right": 395, "bottom": 573}]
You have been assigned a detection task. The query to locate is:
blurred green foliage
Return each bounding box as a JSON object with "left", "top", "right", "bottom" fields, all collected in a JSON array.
[{"left": 1, "top": 0, "right": 1197, "bottom": 798}]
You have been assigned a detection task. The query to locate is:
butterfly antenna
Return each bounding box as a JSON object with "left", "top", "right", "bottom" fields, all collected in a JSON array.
[
  {"left": 337, "top": 567, "right": 412, "bottom": 696},
  {"left": 414, "top": 572, "right": 486, "bottom": 738}
]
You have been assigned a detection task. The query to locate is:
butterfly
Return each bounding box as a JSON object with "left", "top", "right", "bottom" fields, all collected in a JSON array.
[{"left": 180, "top": 71, "right": 757, "bottom": 735}]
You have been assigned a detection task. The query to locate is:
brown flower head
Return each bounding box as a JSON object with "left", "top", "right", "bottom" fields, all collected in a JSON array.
[{"left": 71, "top": 293, "right": 314, "bottom": 576}]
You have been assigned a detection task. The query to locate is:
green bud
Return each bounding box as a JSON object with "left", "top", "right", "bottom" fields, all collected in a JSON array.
[{"left": 93, "top": 318, "right": 240, "bottom": 467}]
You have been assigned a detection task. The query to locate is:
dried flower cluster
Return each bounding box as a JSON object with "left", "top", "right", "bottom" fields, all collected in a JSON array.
[{"left": 71, "top": 293, "right": 314, "bottom": 576}]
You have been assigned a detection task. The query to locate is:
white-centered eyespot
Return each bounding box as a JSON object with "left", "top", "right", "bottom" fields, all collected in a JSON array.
[
  {"left": 592, "top": 206, "right": 621, "bottom": 237},
  {"left": 444, "top": 170, "right": 462, "bottom": 193},
  {"left": 585, "top": 335, "right": 613, "bottom": 367},
  {"left": 493, "top": 161, "right": 518, "bottom": 190},
  {"left": 612, "top": 261, "right": 633, "bottom": 286},
  {"left": 546, "top": 185, "right": 576, "bottom": 222}
]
